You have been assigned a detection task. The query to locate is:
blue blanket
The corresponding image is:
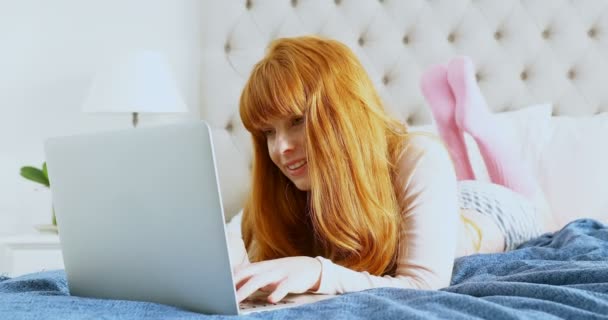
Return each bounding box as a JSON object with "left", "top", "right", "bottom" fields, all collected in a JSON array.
[{"left": 2, "top": 219, "right": 607, "bottom": 319}]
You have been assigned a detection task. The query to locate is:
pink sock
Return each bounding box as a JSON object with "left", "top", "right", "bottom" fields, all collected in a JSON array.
[
  {"left": 420, "top": 64, "right": 475, "bottom": 181},
  {"left": 447, "top": 56, "right": 537, "bottom": 198}
]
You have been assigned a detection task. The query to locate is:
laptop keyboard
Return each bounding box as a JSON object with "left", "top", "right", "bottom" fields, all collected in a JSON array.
[{"left": 239, "top": 296, "right": 296, "bottom": 310}]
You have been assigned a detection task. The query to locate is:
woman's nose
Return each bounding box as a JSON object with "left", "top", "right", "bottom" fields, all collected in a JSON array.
[{"left": 276, "top": 133, "right": 294, "bottom": 154}]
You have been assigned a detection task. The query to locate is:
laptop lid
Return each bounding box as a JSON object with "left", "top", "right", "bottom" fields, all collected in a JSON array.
[{"left": 44, "top": 120, "right": 240, "bottom": 315}]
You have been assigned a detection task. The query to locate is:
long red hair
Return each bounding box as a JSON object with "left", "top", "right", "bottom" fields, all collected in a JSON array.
[{"left": 239, "top": 36, "right": 409, "bottom": 275}]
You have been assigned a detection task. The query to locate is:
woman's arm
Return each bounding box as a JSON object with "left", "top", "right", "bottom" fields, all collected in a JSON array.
[
  {"left": 312, "top": 134, "right": 460, "bottom": 294},
  {"left": 226, "top": 211, "right": 250, "bottom": 270}
]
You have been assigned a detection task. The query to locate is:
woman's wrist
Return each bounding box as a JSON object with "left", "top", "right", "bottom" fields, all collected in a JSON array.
[{"left": 309, "top": 256, "right": 323, "bottom": 291}]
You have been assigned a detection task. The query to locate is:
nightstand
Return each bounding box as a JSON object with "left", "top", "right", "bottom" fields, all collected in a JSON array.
[{"left": 0, "top": 233, "right": 64, "bottom": 277}]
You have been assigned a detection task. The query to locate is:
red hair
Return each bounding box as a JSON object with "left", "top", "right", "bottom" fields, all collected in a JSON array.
[{"left": 239, "top": 36, "right": 409, "bottom": 275}]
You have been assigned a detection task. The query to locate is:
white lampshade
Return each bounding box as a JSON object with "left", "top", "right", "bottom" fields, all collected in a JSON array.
[{"left": 82, "top": 50, "right": 188, "bottom": 114}]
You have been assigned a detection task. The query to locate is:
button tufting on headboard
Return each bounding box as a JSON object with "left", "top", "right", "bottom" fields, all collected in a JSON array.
[
  {"left": 405, "top": 115, "right": 413, "bottom": 126},
  {"left": 358, "top": 36, "right": 365, "bottom": 46},
  {"left": 225, "top": 120, "right": 234, "bottom": 132},
  {"left": 494, "top": 30, "right": 503, "bottom": 40},
  {"left": 475, "top": 72, "right": 482, "bottom": 82},
  {"left": 447, "top": 32, "right": 456, "bottom": 43},
  {"left": 382, "top": 74, "right": 390, "bottom": 85},
  {"left": 199, "top": 0, "right": 608, "bottom": 220}
]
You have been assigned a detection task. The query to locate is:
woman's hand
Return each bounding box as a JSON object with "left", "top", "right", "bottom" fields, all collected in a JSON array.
[{"left": 234, "top": 256, "right": 322, "bottom": 303}]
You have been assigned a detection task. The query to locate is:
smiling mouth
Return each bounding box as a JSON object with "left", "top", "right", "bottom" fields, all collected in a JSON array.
[
  {"left": 286, "top": 160, "right": 307, "bottom": 176},
  {"left": 286, "top": 159, "right": 307, "bottom": 170}
]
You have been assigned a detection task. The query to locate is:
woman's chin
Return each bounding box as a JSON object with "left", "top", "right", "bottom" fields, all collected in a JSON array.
[{"left": 292, "top": 179, "right": 311, "bottom": 191}]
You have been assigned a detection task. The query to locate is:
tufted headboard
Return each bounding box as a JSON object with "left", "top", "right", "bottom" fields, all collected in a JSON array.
[{"left": 200, "top": 0, "right": 608, "bottom": 221}]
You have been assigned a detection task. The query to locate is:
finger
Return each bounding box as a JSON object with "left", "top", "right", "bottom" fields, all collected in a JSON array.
[
  {"left": 237, "top": 273, "right": 285, "bottom": 303},
  {"left": 235, "top": 266, "right": 265, "bottom": 291},
  {"left": 237, "top": 273, "right": 283, "bottom": 302},
  {"left": 234, "top": 265, "right": 261, "bottom": 290},
  {"left": 268, "top": 280, "right": 292, "bottom": 304},
  {"left": 233, "top": 260, "right": 277, "bottom": 286},
  {"left": 235, "top": 274, "right": 253, "bottom": 291},
  {"left": 232, "top": 262, "right": 251, "bottom": 280},
  {"left": 260, "top": 283, "right": 278, "bottom": 292},
  {"left": 232, "top": 262, "right": 249, "bottom": 276}
]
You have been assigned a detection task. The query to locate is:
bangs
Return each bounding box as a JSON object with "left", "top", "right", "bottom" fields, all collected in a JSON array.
[{"left": 240, "top": 58, "right": 312, "bottom": 135}]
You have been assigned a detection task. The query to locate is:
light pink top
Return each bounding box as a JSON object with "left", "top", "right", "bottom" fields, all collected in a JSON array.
[
  {"left": 227, "top": 134, "right": 461, "bottom": 295},
  {"left": 312, "top": 134, "right": 460, "bottom": 294}
]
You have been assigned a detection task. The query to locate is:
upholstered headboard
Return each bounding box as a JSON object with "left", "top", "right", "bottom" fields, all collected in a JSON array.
[{"left": 200, "top": 0, "right": 608, "bottom": 220}]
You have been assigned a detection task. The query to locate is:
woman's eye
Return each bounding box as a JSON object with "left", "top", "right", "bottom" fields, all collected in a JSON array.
[
  {"left": 262, "top": 129, "right": 275, "bottom": 136},
  {"left": 292, "top": 117, "right": 304, "bottom": 126}
]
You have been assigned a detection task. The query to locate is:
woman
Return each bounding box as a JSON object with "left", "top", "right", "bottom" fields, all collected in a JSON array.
[{"left": 230, "top": 36, "right": 557, "bottom": 304}]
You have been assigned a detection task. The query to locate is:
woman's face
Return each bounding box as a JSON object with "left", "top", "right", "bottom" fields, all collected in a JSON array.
[{"left": 263, "top": 115, "right": 310, "bottom": 191}]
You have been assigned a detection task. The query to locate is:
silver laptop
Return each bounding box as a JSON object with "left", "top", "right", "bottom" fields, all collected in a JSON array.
[{"left": 44, "top": 120, "right": 332, "bottom": 315}]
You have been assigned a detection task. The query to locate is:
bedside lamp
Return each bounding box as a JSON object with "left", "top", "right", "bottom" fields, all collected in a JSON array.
[{"left": 82, "top": 50, "right": 188, "bottom": 127}]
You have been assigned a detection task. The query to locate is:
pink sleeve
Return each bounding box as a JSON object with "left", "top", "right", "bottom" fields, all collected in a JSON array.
[{"left": 311, "top": 135, "right": 460, "bottom": 295}]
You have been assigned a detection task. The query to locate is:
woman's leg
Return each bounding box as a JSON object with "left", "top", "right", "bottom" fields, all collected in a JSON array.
[
  {"left": 420, "top": 64, "right": 475, "bottom": 181},
  {"left": 447, "top": 57, "right": 538, "bottom": 199},
  {"left": 420, "top": 64, "right": 501, "bottom": 256},
  {"left": 447, "top": 56, "right": 558, "bottom": 232},
  {"left": 458, "top": 181, "right": 547, "bottom": 253}
]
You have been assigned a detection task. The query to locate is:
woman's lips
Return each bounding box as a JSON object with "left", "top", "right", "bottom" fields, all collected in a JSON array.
[{"left": 286, "top": 161, "right": 307, "bottom": 176}]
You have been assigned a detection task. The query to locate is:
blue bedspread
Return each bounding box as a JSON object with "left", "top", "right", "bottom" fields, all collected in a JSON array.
[{"left": 1, "top": 219, "right": 607, "bottom": 319}]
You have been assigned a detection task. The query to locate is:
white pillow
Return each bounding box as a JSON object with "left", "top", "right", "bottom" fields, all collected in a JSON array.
[
  {"left": 409, "top": 103, "right": 553, "bottom": 183},
  {"left": 538, "top": 113, "right": 608, "bottom": 226}
]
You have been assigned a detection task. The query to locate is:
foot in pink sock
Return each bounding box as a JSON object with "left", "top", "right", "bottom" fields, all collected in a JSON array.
[
  {"left": 420, "top": 64, "right": 475, "bottom": 180},
  {"left": 447, "top": 56, "right": 537, "bottom": 198},
  {"left": 447, "top": 57, "right": 493, "bottom": 138},
  {"left": 420, "top": 64, "right": 456, "bottom": 128}
]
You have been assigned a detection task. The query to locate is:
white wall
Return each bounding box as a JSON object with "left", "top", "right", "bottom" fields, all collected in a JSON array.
[{"left": 0, "top": 0, "right": 204, "bottom": 235}]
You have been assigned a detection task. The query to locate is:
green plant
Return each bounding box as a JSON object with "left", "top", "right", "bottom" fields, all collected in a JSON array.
[
  {"left": 20, "top": 162, "right": 49, "bottom": 187},
  {"left": 20, "top": 162, "right": 56, "bottom": 226}
]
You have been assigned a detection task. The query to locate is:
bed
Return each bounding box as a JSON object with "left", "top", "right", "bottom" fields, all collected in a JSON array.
[
  {"left": 3, "top": 0, "right": 608, "bottom": 318},
  {"left": 2, "top": 219, "right": 607, "bottom": 318}
]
